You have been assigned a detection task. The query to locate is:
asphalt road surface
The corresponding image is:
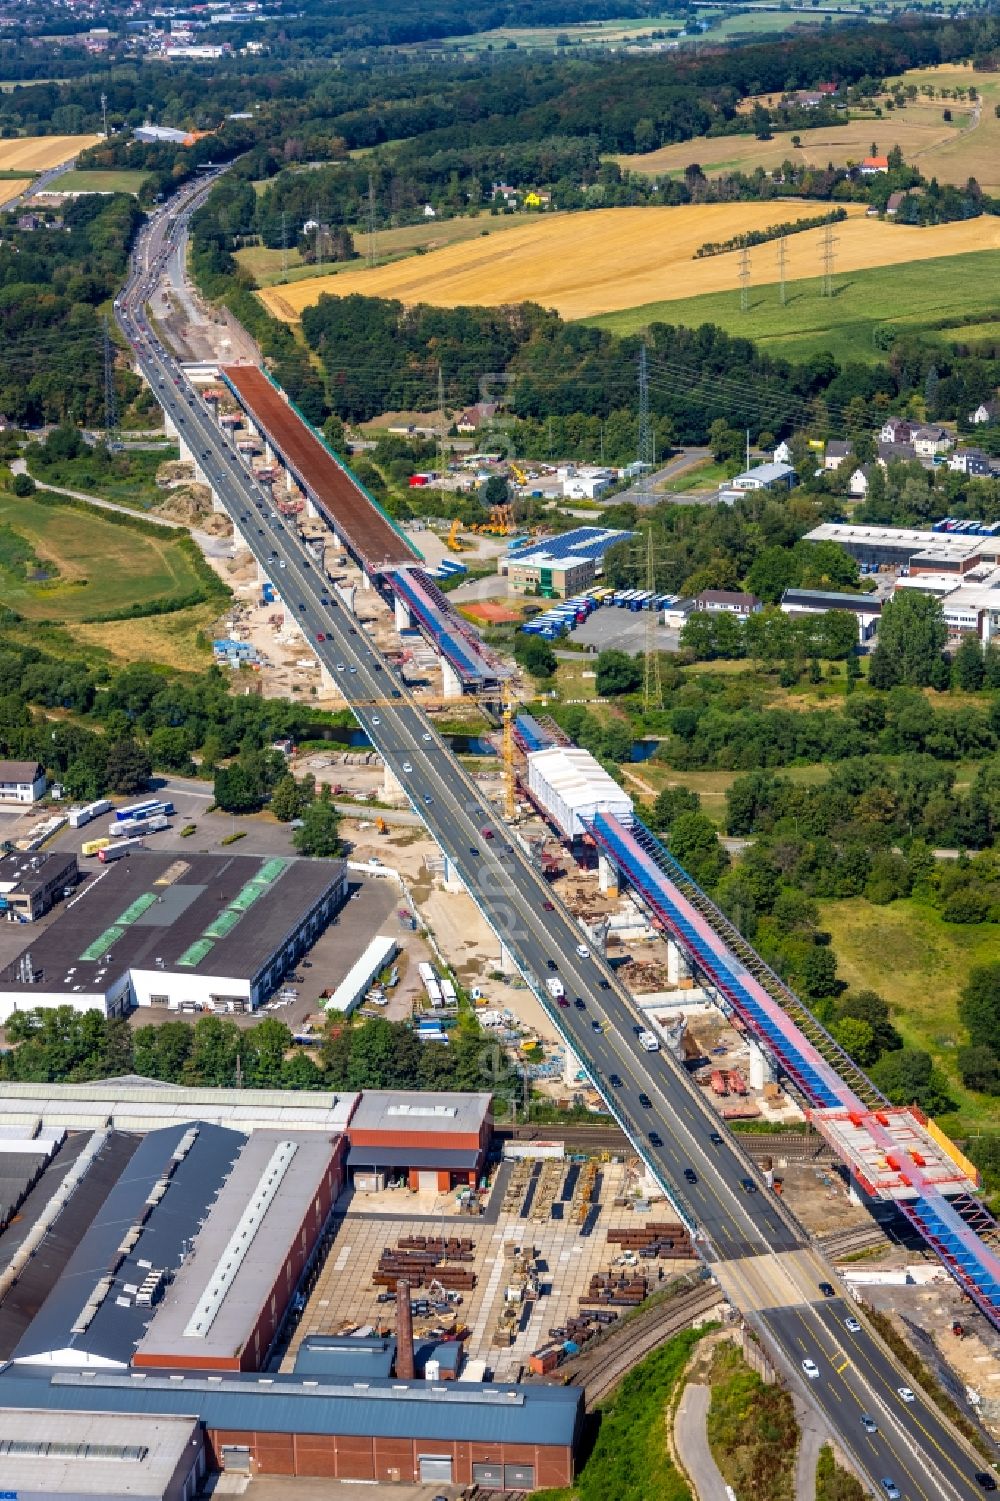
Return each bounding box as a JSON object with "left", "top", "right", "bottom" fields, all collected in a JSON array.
[{"left": 114, "top": 180, "right": 995, "bottom": 1501}]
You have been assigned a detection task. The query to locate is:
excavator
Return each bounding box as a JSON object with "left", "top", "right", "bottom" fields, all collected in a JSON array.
[{"left": 445, "top": 517, "right": 466, "bottom": 552}]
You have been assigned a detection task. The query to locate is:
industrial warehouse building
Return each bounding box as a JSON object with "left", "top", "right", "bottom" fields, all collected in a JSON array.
[
  {"left": 346, "top": 1089, "right": 493, "bottom": 1191},
  {"left": 0, "top": 1366, "right": 582, "bottom": 1490},
  {"left": 500, "top": 526, "right": 634, "bottom": 599},
  {"left": 0, "top": 849, "right": 79, "bottom": 923},
  {"left": 0, "top": 1079, "right": 578, "bottom": 1495},
  {"left": 0, "top": 1409, "right": 207, "bottom": 1501},
  {"left": 0, "top": 851, "right": 347, "bottom": 1022},
  {"left": 9, "top": 1122, "right": 346, "bottom": 1374},
  {"left": 779, "top": 587, "right": 882, "bottom": 643}
]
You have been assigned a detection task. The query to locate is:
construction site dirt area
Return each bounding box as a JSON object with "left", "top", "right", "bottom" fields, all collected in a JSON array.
[{"left": 283, "top": 1155, "right": 696, "bottom": 1383}]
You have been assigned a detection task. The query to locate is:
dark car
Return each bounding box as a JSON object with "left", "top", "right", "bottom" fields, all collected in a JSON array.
[
  {"left": 543, "top": 900, "right": 555, "bottom": 911},
  {"left": 639, "top": 1093, "right": 652, "bottom": 1109},
  {"left": 976, "top": 1476, "right": 998, "bottom": 1492},
  {"left": 633, "top": 1024, "right": 644, "bottom": 1037},
  {"left": 740, "top": 1177, "right": 757, "bottom": 1194},
  {"left": 298, "top": 602, "right": 306, "bottom": 611},
  {"left": 591, "top": 1019, "right": 603, "bottom": 1034},
  {"left": 469, "top": 845, "right": 479, "bottom": 855},
  {"left": 599, "top": 978, "right": 610, "bottom": 990},
  {"left": 710, "top": 1131, "right": 723, "bottom": 1146},
  {"left": 574, "top": 997, "right": 585, "bottom": 1010},
  {"left": 818, "top": 1282, "right": 835, "bottom": 1298},
  {"left": 609, "top": 1074, "right": 622, "bottom": 1087},
  {"left": 648, "top": 1131, "right": 663, "bottom": 1147},
  {"left": 683, "top": 1168, "right": 698, "bottom": 1184},
  {"left": 547, "top": 959, "right": 558, "bottom": 971}
]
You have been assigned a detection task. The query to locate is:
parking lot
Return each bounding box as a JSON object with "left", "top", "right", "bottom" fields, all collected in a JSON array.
[{"left": 561, "top": 605, "right": 680, "bottom": 656}]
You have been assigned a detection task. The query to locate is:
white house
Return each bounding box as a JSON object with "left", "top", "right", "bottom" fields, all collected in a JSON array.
[
  {"left": 879, "top": 417, "right": 912, "bottom": 444},
  {"left": 911, "top": 425, "right": 955, "bottom": 458},
  {"left": 848, "top": 465, "right": 872, "bottom": 498},
  {"left": 773, "top": 440, "right": 792, "bottom": 465},
  {"left": 558, "top": 466, "right": 614, "bottom": 501},
  {"left": 970, "top": 401, "right": 1000, "bottom": 426},
  {"left": 0, "top": 761, "right": 46, "bottom": 805}
]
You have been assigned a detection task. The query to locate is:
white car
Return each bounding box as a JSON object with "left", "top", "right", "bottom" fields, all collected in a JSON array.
[
  {"left": 402, "top": 761, "right": 412, "bottom": 773},
  {"left": 802, "top": 1359, "right": 820, "bottom": 1380},
  {"left": 422, "top": 732, "right": 431, "bottom": 742},
  {"left": 897, "top": 1387, "right": 915, "bottom": 1404},
  {"left": 844, "top": 1317, "right": 861, "bottom": 1333},
  {"left": 371, "top": 715, "right": 380, "bottom": 726},
  {"left": 576, "top": 944, "right": 590, "bottom": 959}
]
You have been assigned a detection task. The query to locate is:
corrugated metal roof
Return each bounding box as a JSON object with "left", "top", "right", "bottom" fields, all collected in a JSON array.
[
  {"left": 13, "top": 1122, "right": 244, "bottom": 1368},
  {"left": 293, "top": 1334, "right": 396, "bottom": 1381},
  {"left": 348, "top": 1090, "right": 489, "bottom": 1137},
  {"left": 347, "top": 1146, "right": 481, "bottom": 1171},
  {"left": 0, "top": 1367, "right": 583, "bottom": 1448}
]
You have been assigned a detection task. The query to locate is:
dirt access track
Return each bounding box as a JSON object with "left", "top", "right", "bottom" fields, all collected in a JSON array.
[{"left": 222, "top": 364, "right": 418, "bottom": 573}]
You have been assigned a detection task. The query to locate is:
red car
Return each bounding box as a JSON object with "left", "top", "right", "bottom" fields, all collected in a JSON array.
[
  {"left": 316, "top": 632, "right": 326, "bottom": 642},
  {"left": 557, "top": 995, "right": 570, "bottom": 1008},
  {"left": 543, "top": 900, "right": 554, "bottom": 911},
  {"left": 482, "top": 827, "right": 494, "bottom": 839}
]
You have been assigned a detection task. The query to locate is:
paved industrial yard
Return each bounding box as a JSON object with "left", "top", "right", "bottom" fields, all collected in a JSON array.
[{"left": 284, "top": 1156, "right": 693, "bottom": 1382}]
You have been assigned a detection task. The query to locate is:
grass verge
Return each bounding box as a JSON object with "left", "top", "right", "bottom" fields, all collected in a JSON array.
[
  {"left": 534, "top": 1326, "right": 708, "bottom": 1501},
  {"left": 815, "top": 1443, "right": 865, "bottom": 1501},
  {"left": 705, "top": 1339, "right": 796, "bottom": 1501},
  {"left": 27, "top": 445, "right": 176, "bottom": 510}
]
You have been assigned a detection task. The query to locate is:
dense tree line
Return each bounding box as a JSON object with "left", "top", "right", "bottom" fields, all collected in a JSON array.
[
  {"left": 645, "top": 777, "right": 952, "bottom": 1113},
  {"left": 0, "top": 194, "right": 142, "bottom": 426},
  {"left": 0, "top": 1005, "right": 517, "bottom": 1105}
]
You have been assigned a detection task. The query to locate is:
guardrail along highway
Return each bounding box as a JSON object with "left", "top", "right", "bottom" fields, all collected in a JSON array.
[{"left": 115, "top": 177, "right": 996, "bottom": 1501}]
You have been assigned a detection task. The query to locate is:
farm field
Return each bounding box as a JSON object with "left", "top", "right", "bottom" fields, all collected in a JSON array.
[
  {"left": 618, "top": 101, "right": 966, "bottom": 180},
  {"left": 820, "top": 897, "right": 1000, "bottom": 1134},
  {"left": 52, "top": 168, "right": 149, "bottom": 195},
  {"left": 590, "top": 247, "right": 1000, "bottom": 363},
  {"left": 884, "top": 62, "right": 1000, "bottom": 191},
  {"left": 236, "top": 212, "right": 540, "bottom": 287},
  {"left": 258, "top": 204, "right": 1000, "bottom": 325},
  {"left": 0, "top": 134, "right": 100, "bottom": 171},
  {"left": 0, "top": 178, "right": 32, "bottom": 206},
  {"left": 0, "top": 492, "right": 211, "bottom": 625}
]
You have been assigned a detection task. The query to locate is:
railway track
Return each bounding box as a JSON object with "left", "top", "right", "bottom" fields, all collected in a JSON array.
[{"left": 552, "top": 1282, "right": 724, "bottom": 1407}]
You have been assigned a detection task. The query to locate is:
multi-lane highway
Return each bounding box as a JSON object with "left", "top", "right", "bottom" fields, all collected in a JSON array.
[{"left": 116, "top": 181, "right": 996, "bottom": 1500}]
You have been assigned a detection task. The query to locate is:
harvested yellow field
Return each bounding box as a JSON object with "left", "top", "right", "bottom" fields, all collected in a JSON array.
[
  {"left": 0, "top": 178, "right": 32, "bottom": 206},
  {"left": 885, "top": 64, "right": 1000, "bottom": 191},
  {"left": 257, "top": 204, "right": 1000, "bottom": 322},
  {"left": 0, "top": 134, "right": 101, "bottom": 172},
  {"left": 618, "top": 109, "right": 961, "bottom": 180}
]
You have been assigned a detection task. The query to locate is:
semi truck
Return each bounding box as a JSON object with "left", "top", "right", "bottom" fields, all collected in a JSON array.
[
  {"left": 68, "top": 799, "right": 112, "bottom": 830},
  {"left": 99, "top": 837, "right": 145, "bottom": 862},
  {"left": 637, "top": 1030, "right": 660, "bottom": 1052},
  {"left": 545, "top": 977, "right": 565, "bottom": 1000}
]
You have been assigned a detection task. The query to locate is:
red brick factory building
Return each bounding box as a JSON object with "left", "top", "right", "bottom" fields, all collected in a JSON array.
[{"left": 346, "top": 1089, "right": 493, "bottom": 1193}]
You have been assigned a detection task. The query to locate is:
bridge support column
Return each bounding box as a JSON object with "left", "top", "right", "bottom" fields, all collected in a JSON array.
[
  {"left": 666, "top": 939, "right": 690, "bottom": 987},
  {"left": 382, "top": 760, "right": 403, "bottom": 800},
  {"left": 286, "top": 467, "right": 295, "bottom": 495},
  {"left": 443, "top": 854, "right": 464, "bottom": 893},
  {"left": 498, "top": 942, "right": 518, "bottom": 975},
  {"left": 395, "top": 596, "right": 413, "bottom": 632},
  {"left": 305, "top": 497, "right": 319, "bottom": 520},
  {"left": 598, "top": 851, "right": 618, "bottom": 897},
  {"left": 441, "top": 657, "right": 463, "bottom": 700},
  {"left": 319, "top": 661, "right": 338, "bottom": 695},
  {"left": 563, "top": 1047, "right": 582, "bottom": 1088}
]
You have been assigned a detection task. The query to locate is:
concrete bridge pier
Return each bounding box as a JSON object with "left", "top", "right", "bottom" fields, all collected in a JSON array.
[
  {"left": 395, "top": 596, "right": 413, "bottom": 632},
  {"left": 441, "top": 658, "right": 463, "bottom": 700},
  {"left": 666, "top": 939, "right": 691, "bottom": 987},
  {"left": 598, "top": 851, "right": 619, "bottom": 897},
  {"left": 443, "top": 854, "right": 465, "bottom": 893}
]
